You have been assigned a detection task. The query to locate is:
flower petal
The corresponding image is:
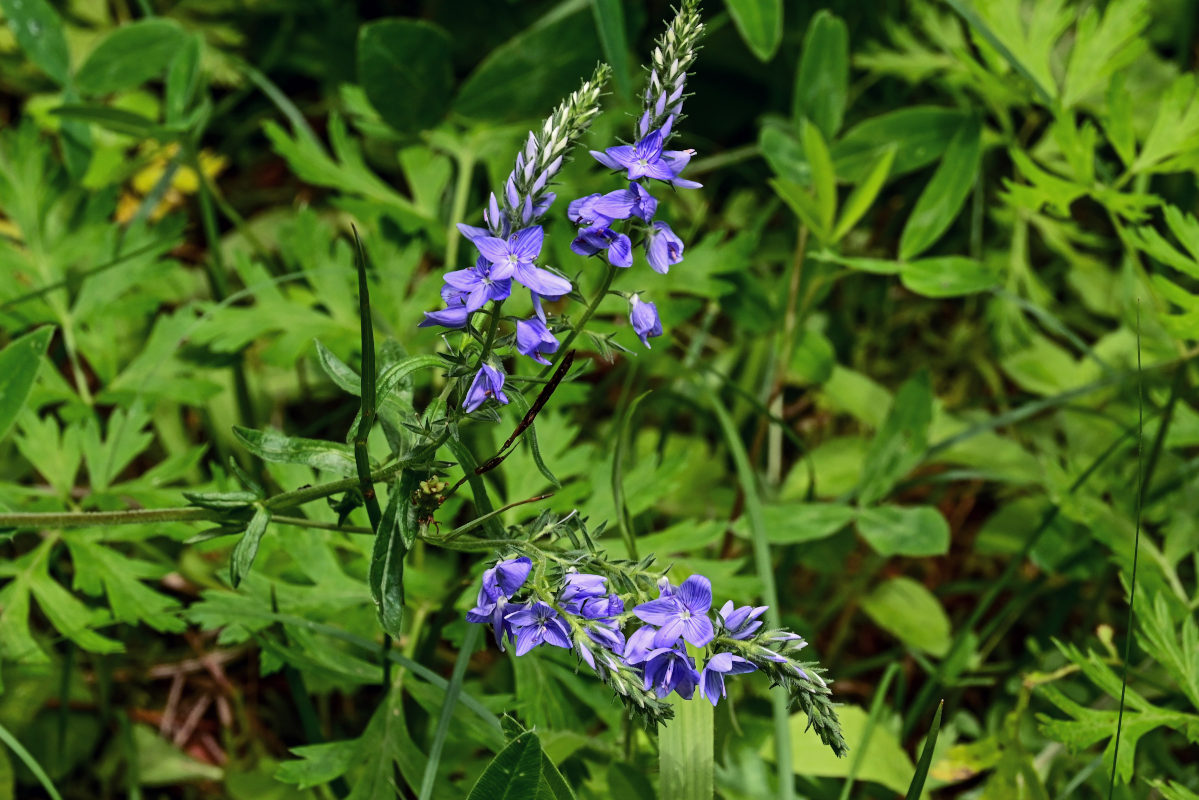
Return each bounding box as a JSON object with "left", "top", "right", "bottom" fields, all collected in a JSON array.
[
  {"left": 633, "top": 597, "right": 681, "bottom": 626},
  {"left": 677, "top": 575, "right": 713, "bottom": 614}
]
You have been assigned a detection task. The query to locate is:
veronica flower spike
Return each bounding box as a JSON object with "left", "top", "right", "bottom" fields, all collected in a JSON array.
[
  {"left": 633, "top": 574, "right": 715, "bottom": 648},
  {"left": 442, "top": 257, "right": 511, "bottom": 313}
]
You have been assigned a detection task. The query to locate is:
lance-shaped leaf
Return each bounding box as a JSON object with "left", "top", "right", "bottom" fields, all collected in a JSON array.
[
  {"left": 230, "top": 506, "right": 272, "bottom": 588},
  {"left": 0, "top": 326, "right": 53, "bottom": 442},
  {"left": 233, "top": 426, "right": 359, "bottom": 476}
]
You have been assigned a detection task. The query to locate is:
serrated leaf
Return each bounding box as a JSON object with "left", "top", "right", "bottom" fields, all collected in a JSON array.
[
  {"left": 0, "top": 0, "right": 70, "bottom": 84},
  {"left": 0, "top": 326, "right": 53, "bottom": 442},
  {"left": 467, "top": 731, "right": 544, "bottom": 800},
  {"left": 233, "top": 426, "right": 359, "bottom": 476},
  {"left": 857, "top": 505, "right": 949, "bottom": 557},
  {"left": 81, "top": 402, "right": 154, "bottom": 492},
  {"left": 794, "top": 10, "right": 848, "bottom": 139},
  {"left": 1061, "top": 0, "right": 1149, "bottom": 108},
  {"left": 75, "top": 19, "right": 188, "bottom": 96},
  {"left": 898, "top": 115, "right": 981, "bottom": 260},
  {"left": 229, "top": 506, "right": 271, "bottom": 588},
  {"left": 726, "top": 0, "right": 782, "bottom": 62},
  {"left": 358, "top": 19, "right": 453, "bottom": 135}
]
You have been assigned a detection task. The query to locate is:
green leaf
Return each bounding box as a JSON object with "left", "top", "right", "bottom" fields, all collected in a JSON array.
[
  {"left": 900, "top": 256, "right": 1000, "bottom": 298},
  {"left": 731, "top": 502, "right": 856, "bottom": 544},
  {"left": 856, "top": 505, "right": 949, "bottom": 557},
  {"left": 591, "top": 0, "right": 632, "bottom": 99},
  {"left": 370, "top": 475, "right": 417, "bottom": 638},
  {"left": 800, "top": 119, "right": 837, "bottom": 234},
  {"left": 660, "top": 696, "right": 713, "bottom": 800},
  {"left": 857, "top": 371, "right": 932, "bottom": 506},
  {"left": 75, "top": 19, "right": 188, "bottom": 96},
  {"left": 904, "top": 702, "right": 943, "bottom": 800},
  {"left": 772, "top": 705, "right": 913, "bottom": 793},
  {"left": 832, "top": 107, "right": 966, "bottom": 184},
  {"left": 313, "top": 339, "right": 362, "bottom": 395},
  {"left": 759, "top": 125, "right": 809, "bottom": 184},
  {"left": 539, "top": 751, "right": 577, "bottom": 800},
  {"left": 725, "top": 0, "right": 782, "bottom": 62},
  {"left": 787, "top": 328, "right": 835, "bottom": 384},
  {"left": 1060, "top": 0, "right": 1149, "bottom": 108},
  {"left": 467, "top": 731, "right": 544, "bottom": 800},
  {"left": 1131, "top": 73, "right": 1199, "bottom": 175},
  {"left": 275, "top": 740, "right": 359, "bottom": 789},
  {"left": 833, "top": 144, "right": 896, "bottom": 242},
  {"left": 52, "top": 104, "right": 163, "bottom": 139},
  {"left": 230, "top": 506, "right": 271, "bottom": 588},
  {"left": 455, "top": 8, "right": 600, "bottom": 121},
  {"left": 165, "top": 34, "right": 203, "bottom": 126},
  {"left": 0, "top": 719, "right": 64, "bottom": 800},
  {"left": 794, "top": 10, "right": 849, "bottom": 139},
  {"left": 0, "top": 327, "right": 52, "bottom": 443},
  {"left": 357, "top": 19, "right": 453, "bottom": 135},
  {"left": 860, "top": 577, "right": 951, "bottom": 656},
  {"left": 770, "top": 178, "right": 826, "bottom": 241},
  {"left": 80, "top": 402, "right": 154, "bottom": 492},
  {"left": 0, "top": 0, "right": 69, "bottom": 85},
  {"left": 232, "top": 426, "right": 359, "bottom": 476},
  {"left": 132, "top": 724, "right": 223, "bottom": 785},
  {"left": 898, "top": 115, "right": 981, "bottom": 260}
]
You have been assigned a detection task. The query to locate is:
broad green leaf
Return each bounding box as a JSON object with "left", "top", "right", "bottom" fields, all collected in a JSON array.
[
  {"left": 860, "top": 576, "right": 951, "bottom": 656},
  {"left": 357, "top": 19, "right": 453, "bottom": 135},
  {"left": 811, "top": 251, "right": 902, "bottom": 275},
  {"left": 133, "top": 724, "right": 223, "bottom": 785},
  {"left": 832, "top": 107, "right": 966, "bottom": 184},
  {"left": 857, "top": 371, "right": 932, "bottom": 505},
  {"left": 900, "top": 256, "right": 1000, "bottom": 298},
  {"left": 800, "top": 119, "right": 837, "bottom": 234},
  {"left": 467, "top": 731, "right": 544, "bottom": 800},
  {"left": 787, "top": 328, "right": 835, "bottom": 385},
  {"left": 794, "top": 10, "right": 849, "bottom": 139},
  {"left": 660, "top": 697, "right": 713, "bottom": 799},
  {"left": 75, "top": 19, "right": 188, "bottom": 96},
  {"left": 857, "top": 505, "right": 949, "bottom": 557},
  {"left": 725, "top": 0, "right": 782, "bottom": 62},
  {"left": 898, "top": 115, "right": 981, "bottom": 260},
  {"left": 759, "top": 125, "right": 809, "bottom": 184},
  {"left": 833, "top": 145, "right": 896, "bottom": 241},
  {"left": 455, "top": 9, "right": 600, "bottom": 121},
  {"left": 0, "top": 0, "right": 69, "bottom": 85},
  {"left": 230, "top": 506, "right": 271, "bottom": 588},
  {"left": 232, "top": 426, "right": 359, "bottom": 476},
  {"left": 539, "top": 752, "right": 576, "bottom": 800},
  {"left": 771, "top": 705, "right": 913, "bottom": 793},
  {"left": 0, "top": 326, "right": 52, "bottom": 442},
  {"left": 1060, "top": 0, "right": 1149, "bottom": 108},
  {"left": 732, "top": 502, "right": 856, "bottom": 544}
]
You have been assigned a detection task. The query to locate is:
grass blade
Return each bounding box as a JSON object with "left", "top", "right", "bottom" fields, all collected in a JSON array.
[
  {"left": 0, "top": 719, "right": 64, "bottom": 800},
  {"left": 659, "top": 693, "right": 714, "bottom": 800},
  {"left": 419, "top": 623, "right": 481, "bottom": 800},
  {"left": 904, "top": 701, "right": 944, "bottom": 800},
  {"left": 591, "top": 0, "right": 632, "bottom": 99},
  {"left": 352, "top": 225, "right": 383, "bottom": 532},
  {"left": 703, "top": 383, "right": 792, "bottom": 800},
  {"left": 838, "top": 663, "right": 900, "bottom": 800}
]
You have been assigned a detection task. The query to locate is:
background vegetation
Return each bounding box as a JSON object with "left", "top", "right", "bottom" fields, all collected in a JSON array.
[{"left": 0, "top": 0, "right": 1197, "bottom": 797}]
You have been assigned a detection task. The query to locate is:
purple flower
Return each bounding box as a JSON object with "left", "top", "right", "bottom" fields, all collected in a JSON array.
[
  {"left": 470, "top": 225, "right": 571, "bottom": 296},
  {"left": 506, "top": 601, "right": 573, "bottom": 656},
  {"left": 515, "top": 317, "right": 559, "bottom": 365},
  {"left": 570, "top": 226, "right": 633, "bottom": 268},
  {"left": 623, "top": 624, "right": 659, "bottom": 665},
  {"left": 719, "top": 601, "right": 769, "bottom": 640},
  {"left": 465, "top": 557, "right": 532, "bottom": 650},
  {"left": 442, "top": 257, "right": 512, "bottom": 313},
  {"left": 463, "top": 364, "right": 509, "bottom": 413},
  {"left": 592, "top": 183, "right": 658, "bottom": 222},
  {"left": 418, "top": 296, "right": 471, "bottom": 329},
  {"left": 560, "top": 573, "right": 608, "bottom": 605},
  {"left": 633, "top": 574, "right": 715, "bottom": 648},
  {"left": 628, "top": 295, "right": 662, "bottom": 349},
  {"left": 568, "top": 194, "right": 616, "bottom": 228},
  {"left": 645, "top": 221, "right": 684, "bottom": 274},
  {"left": 590, "top": 129, "right": 702, "bottom": 188},
  {"left": 642, "top": 646, "right": 700, "bottom": 699},
  {"left": 699, "top": 652, "right": 757, "bottom": 706}
]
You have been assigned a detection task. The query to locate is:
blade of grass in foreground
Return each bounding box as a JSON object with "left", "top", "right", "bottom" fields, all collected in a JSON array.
[
  {"left": 419, "top": 623, "right": 481, "bottom": 800},
  {"left": 704, "top": 383, "right": 793, "bottom": 800},
  {"left": 904, "top": 701, "right": 944, "bottom": 800},
  {"left": 0, "top": 719, "right": 64, "bottom": 800},
  {"left": 660, "top": 690, "right": 715, "bottom": 800}
]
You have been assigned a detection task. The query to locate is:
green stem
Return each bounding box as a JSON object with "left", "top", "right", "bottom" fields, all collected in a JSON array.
[
  {"left": 542, "top": 261, "right": 619, "bottom": 375},
  {"left": 476, "top": 301, "right": 504, "bottom": 368},
  {"left": 353, "top": 229, "right": 383, "bottom": 532},
  {"left": 445, "top": 150, "right": 476, "bottom": 270}
]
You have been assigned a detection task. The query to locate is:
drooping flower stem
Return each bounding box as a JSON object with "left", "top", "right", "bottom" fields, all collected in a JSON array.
[{"left": 476, "top": 300, "right": 504, "bottom": 369}]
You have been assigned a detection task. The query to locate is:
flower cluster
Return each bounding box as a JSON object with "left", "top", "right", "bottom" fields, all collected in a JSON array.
[
  {"left": 568, "top": 0, "right": 704, "bottom": 350},
  {"left": 420, "top": 65, "right": 611, "bottom": 411},
  {"left": 465, "top": 556, "right": 847, "bottom": 752}
]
